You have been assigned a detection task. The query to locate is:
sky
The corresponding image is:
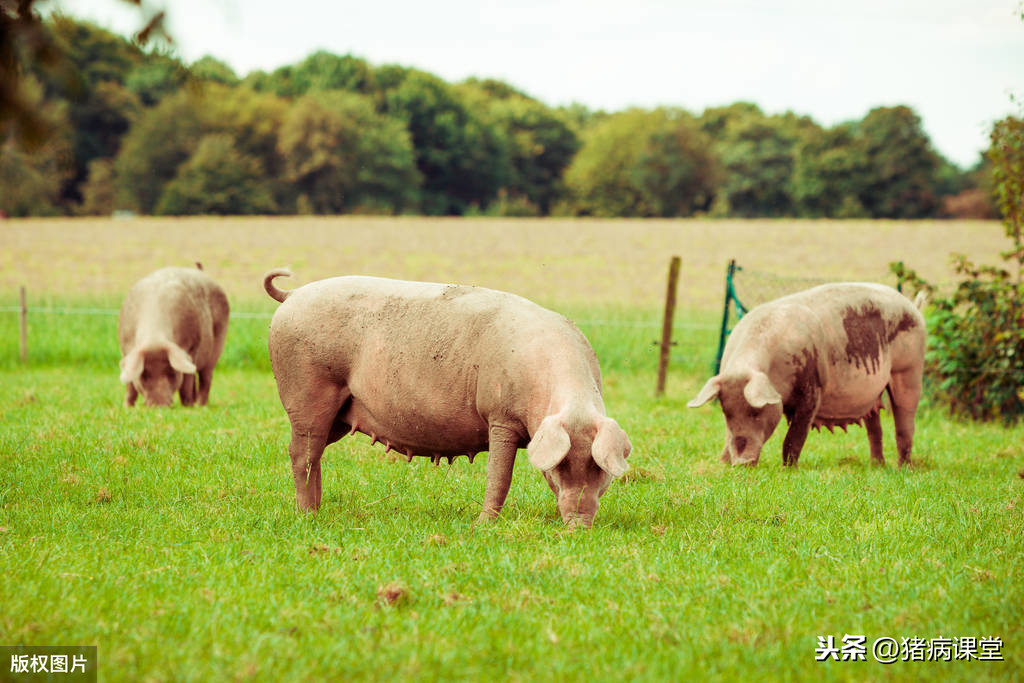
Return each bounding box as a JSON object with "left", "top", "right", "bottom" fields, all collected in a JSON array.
[{"left": 49, "top": 0, "right": 1024, "bottom": 168}]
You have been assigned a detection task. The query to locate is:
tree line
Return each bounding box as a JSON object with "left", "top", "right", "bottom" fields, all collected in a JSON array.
[{"left": 0, "top": 15, "right": 998, "bottom": 219}]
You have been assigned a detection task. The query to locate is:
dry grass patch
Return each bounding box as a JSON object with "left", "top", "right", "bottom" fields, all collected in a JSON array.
[{"left": 0, "top": 217, "right": 1008, "bottom": 310}]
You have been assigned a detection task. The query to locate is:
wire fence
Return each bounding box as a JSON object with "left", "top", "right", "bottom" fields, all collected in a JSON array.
[{"left": 0, "top": 305, "right": 721, "bottom": 329}]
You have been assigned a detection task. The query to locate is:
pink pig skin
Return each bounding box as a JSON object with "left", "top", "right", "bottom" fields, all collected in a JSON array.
[
  {"left": 264, "top": 269, "right": 631, "bottom": 527},
  {"left": 690, "top": 283, "right": 926, "bottom": 467},
  {"left": 118, "top": 266, "right": 229, "bottom": 407}
]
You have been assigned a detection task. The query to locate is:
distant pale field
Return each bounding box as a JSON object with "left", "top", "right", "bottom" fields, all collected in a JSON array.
[{"left": 0, "top": 217, "right": 1009, "bottom": 310}]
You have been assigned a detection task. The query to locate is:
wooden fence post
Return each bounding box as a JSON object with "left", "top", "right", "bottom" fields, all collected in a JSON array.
[
  {"left": 656, "top": 256, "right": 681, "bottom": 396},
  {"left": 19, "top": 286, "right": 27, "bottom": 363}
]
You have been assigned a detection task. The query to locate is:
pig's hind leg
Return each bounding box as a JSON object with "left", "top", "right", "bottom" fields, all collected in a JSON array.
[
  {"left": 284, "top": 384, "right": 348, "bottom": 512},
  {"left": 196, "top": 367, "right": 214, "bottom": 406},
  {"left": 887, "top": 372, "right": 921, "bottom": 467}
]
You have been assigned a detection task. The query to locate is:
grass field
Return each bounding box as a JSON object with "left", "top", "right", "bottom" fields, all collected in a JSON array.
[{"left": 1, "top": 217, "right": 1022, "bottom": 680}]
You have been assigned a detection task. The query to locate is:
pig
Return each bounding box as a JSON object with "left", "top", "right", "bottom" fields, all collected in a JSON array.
[
  {"left": 688, "top": 283, "right": 926, "bottom": 467},
  {"left": 118, "top": 266, "right": 230, "bottom": 407},
  {"left": 263, "top": 269, "right": 632, "bottom": 527}
]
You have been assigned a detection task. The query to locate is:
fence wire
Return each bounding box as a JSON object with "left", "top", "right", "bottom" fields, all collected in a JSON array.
[{"left": 0, "top": 306, "right": 720, "bottom": 329}]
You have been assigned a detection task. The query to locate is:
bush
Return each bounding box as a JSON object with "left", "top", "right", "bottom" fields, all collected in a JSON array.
[{"left": 891, "top": 116, "right": 1024, "bottom": 422}]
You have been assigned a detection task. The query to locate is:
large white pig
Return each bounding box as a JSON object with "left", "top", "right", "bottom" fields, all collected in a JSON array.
[
  {"left": 118, "top": 265, "right": 229, "bottom": 407},
  {"left": 689, "top": 283, "right": 926, "bottom": 467},
  {"left": 263, "top": 269, "right": 632, "bottom": 527}
]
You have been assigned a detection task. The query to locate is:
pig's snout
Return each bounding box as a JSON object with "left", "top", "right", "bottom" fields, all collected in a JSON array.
[
  {"left": 557, "top": 490, "right": 599, "bottom": 528},
  {"left": 564, "top": 513, "right": 594, "bottom": 529},
  {"left": 728, "top": 436, "right": 761, "bottom": 466}
]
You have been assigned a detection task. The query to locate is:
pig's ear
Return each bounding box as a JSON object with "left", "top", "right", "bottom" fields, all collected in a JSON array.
[
  {"left": 166, "top": 343, "right": 197, "bottom": 375},
  {"left": 119, "top": 350, "right": 144, "bottom": 385},
  {"left": 592, "top": 418, "right": 630, "bottom": 478},
  {"left": 527, "top": 415, "right": 570, "bottom": 472},
  {"left": 744, "top": 371, "right": 781, "bottom": 408},
  {"left": 687, "top": 376, "right": 721, "bottom": 407}
]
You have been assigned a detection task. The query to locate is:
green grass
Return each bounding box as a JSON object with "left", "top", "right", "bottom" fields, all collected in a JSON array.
[{"left": 1, "top": 302, "right": 1022, "bottom": 681}]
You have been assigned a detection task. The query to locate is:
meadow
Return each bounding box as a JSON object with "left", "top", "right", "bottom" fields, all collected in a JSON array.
[{"left": 0, "top": 217, "right": 1021, "bottom": 681}]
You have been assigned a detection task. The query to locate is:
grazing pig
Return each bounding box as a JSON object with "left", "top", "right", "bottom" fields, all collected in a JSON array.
[
  {"left": 118, "top": 266, "right": 230, "bottom": 407},
  {"left": 689, "top": 283, "right": 925, "bottom": 467},
  {"left": 263, "top": 269, "right": 632, "bottom": 527}
]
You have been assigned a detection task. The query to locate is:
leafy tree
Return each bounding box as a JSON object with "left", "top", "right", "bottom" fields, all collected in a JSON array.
[
  {"left": 699, "top": 102, "right": 763, "bottom": 139},
  {"left": 204, "top": 86, "right": 289, "bottom": 206},
  {"left": 0, "top": 132, "right": 73, "bottom": 216},
  {"left": 891, "top": 115, "right": 1024, "bottom": 422},
  {"left": 191, "top": 55, "right": 238, "bottom": 85},
  {"left": 277, "top": 91, "right": 420, "bottom": 214},
  {"left": 460, "top": 80, "right": 579, "bottom": 214},
  {"left": 18, "top": 17, "right": 144, "bottom": 203},
  {"left": 155, "top": 133, "right": 276, "bottom": 215},
  {"left": 557, "top": 102, "right": 608, "bottom": 136},
  {"left": 856, "top": 106, "right": 940, "bottom": 218},
  {"left": 245, "top": 51, "right": 373, "bottom": 98},
  {"left": 790, "top": 123, "right": 870, "bottom": 217},
  {"left": 113, "top": 88, "right": 208, "bottom": 212},
  {"left": 40, "top": 15, "right": 140, "bottom": 93},
  {"left": 0, "top": 78, "right": 73, "bottom": 216},
  {"left": 124, "top": 52, "right": 188, "bottom": 106},
  {"left": 383, "top": 71, "right": 509, "bottom": 214},
  {"left": 565, "top": 108, "right": 719, "bottom": 217},
  {"left": 113, "top": 83, "right": 290, "bottom": 214},
  {"left": 701, "top": 104, "right": 813, "bottom": 217},
  {"left": 79, "top": 158, "right": 117, "bottom": 215}
]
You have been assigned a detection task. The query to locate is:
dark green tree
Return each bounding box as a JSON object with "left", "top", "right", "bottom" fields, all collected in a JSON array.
[
  {"left": 20, "top": 17, "right": 144, "bottom": 203},
  {"left": 0, "top": 77, "right": 73, "bottom": 216},
  {"left": 155, "top": 133, "right": 276, "bottom": 215},
  {"left": 383, "top": 70, "right": 509, "bottom": 214},
  {"left": 113, "top": 83, "right": 290, "bottom": 214},
  {"left": 190, "top": 55, "right": 239, "bottom": 85},
  {"left": 79, "top": 157, "right": 117, "bottom": 215},
  {"left": 791, "top": 123, "right": 870, "bottom": 217},
  {"left": 124, "top": 52, "right": 188, "bottom": 106},
  {"left": 701, "top": 104, "right": 814, "bottom": 217},
  {"left": 856, "top": 106, "right": 940, "bottom": 218},
  {"left": 460, "top": 80, "right": 579, "bottom": 214},
  {"left": 113, "top": 88, "right": 208, "bottom": 213},
  {"left": 244, "top": 51, "right": 373, "bottom": 98},
  {"left": 565, "top": 108, "right": 719, "bottom": 217},
  {"left": 277, "top": 91, "right": 420, "bottom": 214}
]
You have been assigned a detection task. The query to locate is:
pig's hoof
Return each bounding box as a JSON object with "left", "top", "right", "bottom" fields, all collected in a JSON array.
[{"left": 475, "top": 510, "right": 500, "bottom": 524}]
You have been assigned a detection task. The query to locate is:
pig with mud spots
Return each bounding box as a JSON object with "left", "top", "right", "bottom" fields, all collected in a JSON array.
[
  {"left": 118, "top": 266, "right": 230, "bottom": 407},
  {"left": 689, "top": 283, "right": 926, "bottom": 467},
  {"left": 263, "top": 269, "right": 632, "bottom": 528}
]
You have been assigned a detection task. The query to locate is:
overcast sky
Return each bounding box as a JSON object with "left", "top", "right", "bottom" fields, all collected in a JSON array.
[{"left": 50, "top": 0, "right": 1024, "bottom": 168}]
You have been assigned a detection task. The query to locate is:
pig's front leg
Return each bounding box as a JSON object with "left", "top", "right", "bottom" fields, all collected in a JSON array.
[
  {"left": 782, "top": 390, "right": 820, "bottom": 467},
  {"left": 477, "top": 424, "right": 521, "bottom": 523},
  {"left": 179, "top": 374, "right": 197, "bottom": 406},
  {"left": 125, "top": 383, "right": 139, "bottom": 407}
]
